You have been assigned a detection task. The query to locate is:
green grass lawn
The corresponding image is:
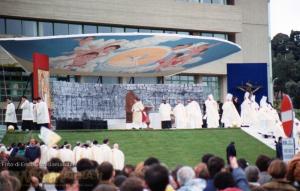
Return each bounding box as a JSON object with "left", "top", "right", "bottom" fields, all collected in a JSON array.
[{"left": 2, "top": 128, "right": 275, "bottom": 168}]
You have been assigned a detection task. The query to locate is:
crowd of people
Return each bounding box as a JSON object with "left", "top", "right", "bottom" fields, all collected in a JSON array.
[
  {"left": 131, "top": 92, "right": 282, "bottom": 133},
  {"left": 1, "top": 138, "right": 300, "bottom": 191},
  {"left": 4, "top": 96, "right": 50, "bottom": 131}
]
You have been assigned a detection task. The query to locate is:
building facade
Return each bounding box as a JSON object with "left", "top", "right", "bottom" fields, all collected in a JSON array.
[{"left": 0, "top": 0, "right": 270, "bottom": 109}]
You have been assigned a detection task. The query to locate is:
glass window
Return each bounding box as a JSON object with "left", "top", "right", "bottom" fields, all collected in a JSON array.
[
  {"left": 0, "top": 18, "right": 5, "bottom": 34},
  {"left": 54, "top": 23, "right": 68, "bottom": 35},
  {"left": 69, "top": 24, "right": 82, "bottom": 34},
  {"left": 83, "top": 25, "right": 97, "bottom": 34},
  {"left": 98, "top": 26, "right": 111, "bottom": 33},
  {"left": 165, "top": 75, "right": 195, "bottom": 84},
  {"left": 6, "top": 19, "right": 22, "bottom": 35},
  {"left": 151, "top": 29, "right": 163, "bottom": 33},
  {"left": 177, "top": 31, "right": 189, "bottom": 35},
  {"left": 102, "top": 77, "right": 119, "bottom": 84},
  {"left": 212, "top": 0, "right": 225, "bottom": 4},
  {"left": 214, "top": 33, "right": 227, "bottom": 40},
  {"left": 134, "top": 77, "right": 157, "bottom": 84},
  {"left": 164, "top": 30, "right": 176, "bottom": 34},
  {"left": 125, "top": 28, "right": 138, "bottom": 32},
  {"left": 139, "top": 29, "right": 151, "bottom": 33},
  {"left": 202, "top": 76, "right": 220, "bottom": 100},
  {"left": 202, "top": 32, "right": 213, "bottom": 37},
  {"left": 22, "top": 20, "right": 37, "bottom": 36},
  {"left": 38, "top": 22, "right": 53, "bottom": 36},
  {"left": 189, "top": 0, "right": 200, "bottom": 2},
  {"left": 202, "top": 0, "right": 212, "bottom": 4},
  {"left": 111, "top": 27, "right": 124, "bottom": 33}
]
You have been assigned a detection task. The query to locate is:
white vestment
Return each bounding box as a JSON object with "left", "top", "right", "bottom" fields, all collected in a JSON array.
[
  {"left": 5, "top": 103, "right": 17, "bottom": 123},
  {"left": 39, "top": 145, "right": 49, "bottom": 169},
  {"left": 173, "top": 103, "right": 187, "bottom": 129},
  {"left": 80, "top": 147, "right": 93, "bottom": 160},
  {"left": 73, "top": 146, "right": 82, "bottom": 164},
  {"left": 185, "top": 101, "right": 203, "bottom": 129},
  {"left": 221, "top": 94, "right": 241, "bottom": 128},
  {"left": 132, "top": 101, "right": 145, "bottom": 128},
  {"left": 205, "top": 96, "right": 219, "bottom": 128},
  {"left": 20, "top": 100, "right": 34, "bottom": 121},
  {"left": 91, "top": 144, "right": 104, "bottom": 165},
  {"left": 36, "top": 101, "right": 50, "bottom": 124},
  {"left": 241, "top": 92, "right": 254, "bottom": 126},
  {"left": 59, "top": 148, "right": 75, "bottom": 164},
  {"left": 112, "top": 148, "right": 125, "bottom": 170},
  {"left": 100, "top": 144, "right": 113, "bottom": 164},
  {"left": 48, "top": 147, "right": 59, "bottom": 161},
  {"left": 159, "top": 103, "right": 172, "bottom": 121}
]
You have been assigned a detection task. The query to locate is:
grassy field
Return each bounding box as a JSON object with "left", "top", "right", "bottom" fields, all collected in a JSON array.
[{"left": 2, "top": 128, "right": 275, "bottom": 168}]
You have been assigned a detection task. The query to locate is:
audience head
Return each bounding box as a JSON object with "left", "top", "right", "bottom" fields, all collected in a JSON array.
[
  {"left": 144, "top": 164, "right": 169, "bottom": 191},
  {"left": 237, "top": 158, "right": 249, "bottom": 170},
  {"left": 47, "top": 158, "right": 63, "bottom": 173},
  {"left": 79, "top": 169, "right": 99, "bottom": 191},
  {"left": 123, "top": 164, "right": 135, "bottom": 177},
  {"left": 98, "top": 162, "right": 114, "bottom": 182},
  {"left": 207, "top": 156, "right": 225, "bottom": 178},
  {"left": 144, "top": 157, "right": 160, "bottom": 167},
  {"left": 114, "top": 175, "right": 127, "bottom": 188},
  {"left": 255, "top": 155, "right": 271, "bottom": 172},
  {"left": 268, "top": 159, "right": 287, "bottom": 179},
  {"left": 93, "top": 184, "right": 117, "bottom": 191},
  {"left": 202, "top": 153, "right": 214, "bottom": 164},
  {"left": 120, "top": 177, "right": 144, "bottom": 191},
  {"left": 245, "top": 166, "right": 260, "bottom": 182},
  {"left": 55, "top": 170, "right": 79, "bottom": 191},
  {"left": 287, "top": 154, "right": 300, "bottom": 182},
  {"left": 177, "top": 166, "right": 195, "bottom": 186},
  {"left": 194, "top": 162, "right": 209, "bottom": 180},
  {"left": 76, "top": 158, "right": 94, "bottom": 172},
  {"left": 214, "top": 171, "right": 236, "bottom": 190}
]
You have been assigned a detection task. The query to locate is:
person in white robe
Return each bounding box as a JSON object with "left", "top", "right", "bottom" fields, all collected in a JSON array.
[
  {"left": 131, "top": 98, "right": 145, "bottom": 129},
  {"left": 36, "top": 97, "right": 50, "bottom": 129},
  {"left": 250, "top": 95, "right": 260, "bottom": 127},
  {"left": 204, "top": 94, "right": 219, "bottom": 128},
  {"left": 241, "top": 92, "right": 253, "bottom": 127},
  {"left": 185, "top": 99, "right": 203, "bottom": 129},
  {"left": 5, "top": 97, "right": 17, "bottom": 130},
  {"left": 20, "top": 96, "right": 34, "bottom": 131},
  {"left": 221, "top": 93, "right": 242, "bottom": 128},
  {"left": 73, "top": 142, "right": 82, "bottom": 164},
  {"left": 159, "top": 99, "right": 172, "bottom": 129},
  {"left": 112, "top": 143, "right": 125, "bottom": 170},
  {"left": 80, "top": 143, "right": 93, "bottom": 160},
  {"left": 91, "top": 140, "right": 104, "bottom": 165},
  {"left": 47, "top": 145, "right": 59, "bottom": 161},
  {"left": 39, "top": 143, "right": 49, "bottom": 169},
  {"left": 173, "top": 100, "right": 187, "bottom": 129},
  {"left": 100, "top": 139, "right": 113, "bottom": 164},
  {"left": 59, "top": 144, "right": 75, "bottom": 165}
]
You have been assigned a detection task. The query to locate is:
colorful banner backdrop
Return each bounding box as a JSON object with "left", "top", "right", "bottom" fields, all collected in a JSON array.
[{"left": 0, "top": 33, "right": 241, "bottom": 76}]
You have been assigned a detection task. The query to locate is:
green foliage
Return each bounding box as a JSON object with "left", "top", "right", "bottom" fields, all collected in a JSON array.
[
  {"left": 2, "top": 129, "right": 274, "bottom": 168},
  {"left": 272, "top": 31, "right": 300, "bottom": 108}
]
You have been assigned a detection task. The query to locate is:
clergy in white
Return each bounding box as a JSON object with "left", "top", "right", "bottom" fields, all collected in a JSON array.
[
  {"left": 159, "top": 99, "right": 172, "bottom": 129},
  {"left": 185, "top": 99, "right": 203, "bottom": 129},
  {"left": 91, "top": 140, "right": 104, "bottom": 165},
  {"left": 131, "top": 98, "right": 145, "bottom": 129},
  {"left": 20, "top": 96, "right": 34, "bottom": 131},
  {"left": 204, "top": 94, "right": 219, "bottom": 128},
  {"left": 59, "top": 144, "right": 75, "bottom": 165},
  {"left": 241, "top": 92, "right": 253, "bottom": 127},
  {"left": 100, "top": 139, "right": 113, "bottom": 164},
  {"left": 221, "top": 94, "right": 241, "bottom": 128},
  {"left": 173, "top": 100, "right": 187, "bottom": 129},
  {"left": 36, "top": 97, "right": 50, "bottom": 129},
  {"left": 112, "top": 143, "right": 125, "bottom": 170},
  {"left": 73, "top": 142, "right": 82, "bottom": 164},
  {"left": 4, "top": 97, "right": 17, "bottom": 130}
]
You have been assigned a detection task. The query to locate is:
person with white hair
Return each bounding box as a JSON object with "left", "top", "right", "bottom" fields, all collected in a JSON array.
[
  {"left": 185, "top": 99, "right": 203, "bottom": 129},
  {"left": 173, "top": 100, "right": 187, "bottom": 129},
  {"left": 112, "top": 143, "right": 125, "bottom": 170},
  {"left": 221, "top": 93, "right": 242, "bottom": 128},
  {"left": 177, "top": 166, "right": 206, "bottom": 191},
  {"left": 204, "top": 94, "right": 219, "bottom": 128}
]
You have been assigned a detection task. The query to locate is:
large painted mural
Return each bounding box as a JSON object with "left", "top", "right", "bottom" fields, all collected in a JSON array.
[{"left": 0, "top": 33, "right": 241, "bottom": 76}]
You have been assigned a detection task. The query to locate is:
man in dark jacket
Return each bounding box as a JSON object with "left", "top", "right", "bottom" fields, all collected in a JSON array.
[{"left": 226, "top": 141, "right": 236, "bottom": 164}]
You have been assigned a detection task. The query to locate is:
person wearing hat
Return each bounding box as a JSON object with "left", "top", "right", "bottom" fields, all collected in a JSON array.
[
  {"left": 159, "top": 99, "right": 172, "bottom": 129},
  {"left": 20, "top": 96, "right": 34, "bottom": 131},
  {"left": 4, "top": 97, "right": 17, "bottom": 130}
]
